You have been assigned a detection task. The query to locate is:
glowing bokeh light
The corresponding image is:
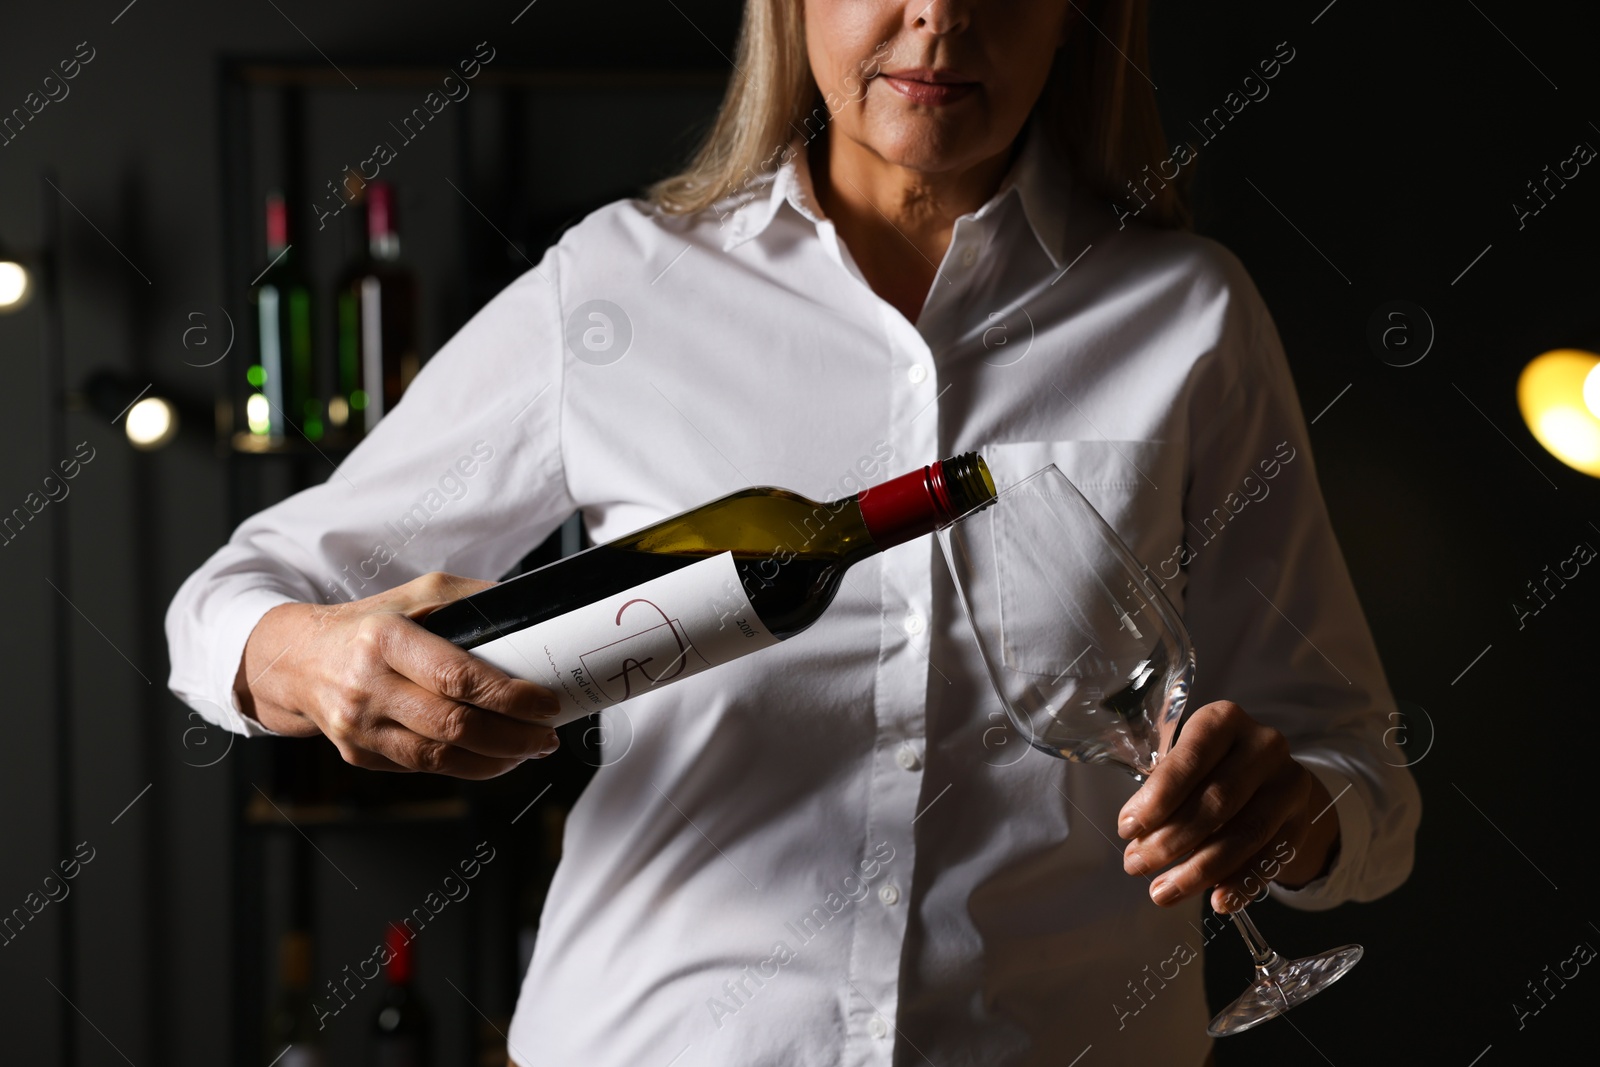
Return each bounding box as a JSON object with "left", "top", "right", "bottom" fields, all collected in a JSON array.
[
  {"left": 1518, "top": 349, "right": 1600, "bottom": 478},
  {"left": 126, "top": 397, "right": 178, "bottom": 450}
]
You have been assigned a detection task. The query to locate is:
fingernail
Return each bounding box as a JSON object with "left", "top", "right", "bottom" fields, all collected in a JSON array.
[
  {"left": 1124, "top": 850, "right": 1145, "bottom": 875},
  {"left": 1118, "top": 813, "right": 1139, "bottom": 837},
  {"left": 1151, "top": 879, "right": 1180, "bottom": 906}
]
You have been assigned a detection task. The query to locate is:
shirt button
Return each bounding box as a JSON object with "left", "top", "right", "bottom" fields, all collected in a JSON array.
[
  {"left": 907, "top": 363, "right": 928, "bottom": 384},
  {"left": 868, "top": 1016, "right": 889, "bottom": 1039},
  {"left": 896, "top": 747, "right": 921, "bottom": 771},
  {"left": 961, "top": 247, "right": 978, "bottom": 267},
  {"left": 904, "top": 612, "right": 925, "bottom": 635},
  {"left": 879, "top": 884, "right": 901, "bottom": 906}
]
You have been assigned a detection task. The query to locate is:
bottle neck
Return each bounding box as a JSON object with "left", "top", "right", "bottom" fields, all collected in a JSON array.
[
  {"left": 265, "top": 194, "right": 290, "bottom": 261},
  {"left": 384, "top": 926, "right": 413, "bottom": 986},
  {"left": 368, "top": 183, "right": 400, "bottom": 261},
  {"left": 370, "top": 232, "right": 400, "bottom": 261},
  {"left": 279, "top": 931, "right": 311, "bottom": 993},
  {"left": 854, "top": 453, "right": 996, "bottom": 552}
]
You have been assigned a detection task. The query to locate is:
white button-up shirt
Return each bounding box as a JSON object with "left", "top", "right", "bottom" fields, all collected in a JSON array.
[{"left": 167, "top": 124, "right": 1420, "bottom": 1067}]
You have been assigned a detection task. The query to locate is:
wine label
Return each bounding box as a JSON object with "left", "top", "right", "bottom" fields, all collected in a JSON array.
[{"left": 469, "top": 551, "right": 779, "bottom": 727}]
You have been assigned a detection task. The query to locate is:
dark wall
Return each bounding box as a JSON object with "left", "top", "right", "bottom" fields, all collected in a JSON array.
[
  {"left": 1152, "top": 3, "right": 1600, "bottom": 1063},
  {"left": 0, "top": 1, "right": 1594, "bottom": 1063}
]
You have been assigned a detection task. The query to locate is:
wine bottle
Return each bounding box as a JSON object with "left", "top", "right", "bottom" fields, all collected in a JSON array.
[
  {"left": 334, "top": 181, "right": 420, "bottom": 434},
  {"left": 268, "top": 930, "right": 324, "bottom": 1067},
  {"left": 421, "top": 453, "right": 997, "bottom": 726},
  {"left": 247, "top": 192, "right": 320, "bottom": 441},
  {"left": 371, "top": 924, "right": 430, "bottom": 1067}
]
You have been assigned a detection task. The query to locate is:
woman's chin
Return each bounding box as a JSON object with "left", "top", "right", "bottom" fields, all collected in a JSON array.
[
  {"left": 858, "top": 128, "right": 995, "bottom": 175},
  {"left": 842, "top": 102, "right": 1009, "bottom": 174}
]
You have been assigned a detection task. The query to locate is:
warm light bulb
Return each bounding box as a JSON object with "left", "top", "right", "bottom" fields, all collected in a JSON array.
[
  {"left": 1518, "top": 349, "right": 1600, "bottom": 478},
  {"left": 126, "top": 396, "right": 178, "bottom": 450},
  {"left": 1536, "top": 408, "right": 1600, "bottom": 466},
  {"left": 0, "top": 261, "right": 31, "bottom": 312}
]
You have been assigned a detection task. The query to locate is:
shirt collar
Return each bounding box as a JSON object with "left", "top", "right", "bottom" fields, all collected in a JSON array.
[
  {"left": 997, "top": 117, "right": 1074, "bottom": 269},
  {"left": 719, "top": 117, "right": 1073, "bottom": 268},
  {"left": 717, "top": 145, "right": 813, "bottom": 252}
]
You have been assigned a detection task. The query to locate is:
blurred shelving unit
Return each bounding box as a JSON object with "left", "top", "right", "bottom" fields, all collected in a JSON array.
[{"left": 214, "top": 54, "right": 725, "bottom": 1065}]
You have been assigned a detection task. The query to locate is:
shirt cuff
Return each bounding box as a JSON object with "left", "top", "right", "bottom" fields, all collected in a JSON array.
[
  {"left": 1266, "top": 757, "right": 1371, "bottom": 912},
  {"left": 194, "top": 586, "right": 299, "bottom": 738}
]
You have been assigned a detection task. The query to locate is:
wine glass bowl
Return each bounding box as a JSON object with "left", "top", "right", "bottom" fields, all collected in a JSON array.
[
  {"left": 937, "top": 462, "right": 1364, "bottom": 1037},
  {"left": 939, "top": 464, "right": 1193, "bottom": 780}
]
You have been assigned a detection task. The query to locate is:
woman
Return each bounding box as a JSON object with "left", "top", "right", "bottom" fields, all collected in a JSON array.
[{"left": 168, "top": 1, "right": 1420, "bottom": 1063}]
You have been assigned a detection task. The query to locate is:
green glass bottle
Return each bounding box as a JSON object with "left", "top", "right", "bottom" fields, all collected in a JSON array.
[
  {"left": 422, "top": 454, "right": 997, "bottom": 724},
  {"left": 246, "top": 192, "right": 320, "bottom": 442},
  {"left": 333, "top": 181, "right": 419, "bottom": 435}
]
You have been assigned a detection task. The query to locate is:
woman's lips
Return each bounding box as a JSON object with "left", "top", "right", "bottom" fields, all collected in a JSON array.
[{"left": 880, "top": 71, "right": 977, "bottom": 106}]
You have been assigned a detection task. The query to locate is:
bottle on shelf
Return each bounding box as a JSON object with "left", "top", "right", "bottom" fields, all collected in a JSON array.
[
  {"left": 334, "top": 180, "right": 420, "bottom": 435},
  {"left": 371, "top": 923, "right": 430, "bottom": 1067},
  {"left": 268, "top": 929, "right": 324, "bottom": 1066},
  {"left": 421, "top": 453, "right": 997, "bottom": 724},
  {"left": 247, "top": 192, "right": 321, "bottom": 442}
]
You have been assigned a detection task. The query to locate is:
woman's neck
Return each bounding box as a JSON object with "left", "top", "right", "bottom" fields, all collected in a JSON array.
[{"left": 811, "top": 128, "right": 1016, "bottom": 324}]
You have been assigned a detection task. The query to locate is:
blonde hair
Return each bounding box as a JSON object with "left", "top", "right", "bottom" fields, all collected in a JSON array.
[{"left": 648, "top": 0, "right": 1189, "bottom": 229}]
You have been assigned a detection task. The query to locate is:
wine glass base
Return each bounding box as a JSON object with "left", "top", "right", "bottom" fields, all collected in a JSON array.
[{"left": 1206, "top": 944, "right": 1363, "bottom": 1037}]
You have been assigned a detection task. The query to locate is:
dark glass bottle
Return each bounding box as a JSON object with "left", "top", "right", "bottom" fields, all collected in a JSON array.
[
  {"left": 269, "top": 930, "right": 324, "bottom": 1066},
  {"left": 371, "top": 924, "right": 430, "bottom": 1067},
  {"left": 421, "top": 454, "right": 997, "bottom": 725},
  {"left": 334, "top": 181, "right": 420, "bottom": 434},
  {"left": 247, "top": 192, "right": 320, "bottom": 441}
]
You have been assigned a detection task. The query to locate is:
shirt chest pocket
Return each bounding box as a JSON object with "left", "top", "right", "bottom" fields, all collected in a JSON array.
[{"left": 972, "top": 440, "right": 1182, "bottom": 676}]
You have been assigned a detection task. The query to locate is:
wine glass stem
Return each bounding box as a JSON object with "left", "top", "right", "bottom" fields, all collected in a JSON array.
[{"left": 1228, "top": 907, "right": 1284, "bottom": 976}]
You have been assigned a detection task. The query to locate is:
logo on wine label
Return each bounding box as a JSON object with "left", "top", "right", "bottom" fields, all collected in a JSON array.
[
  {"left": 565, "top": 298, "right": 632, "bottom": 366},
  {"left": 469, "top": 553, "right": 779, "bottom": 727},
  {"left": 579, "top": 598, "right": 712, "bottom": 701}
]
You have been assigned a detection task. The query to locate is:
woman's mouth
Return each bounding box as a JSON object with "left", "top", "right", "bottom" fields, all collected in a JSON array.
[{"left": 879, "top": 69, "right": 978, "bottom": 106}]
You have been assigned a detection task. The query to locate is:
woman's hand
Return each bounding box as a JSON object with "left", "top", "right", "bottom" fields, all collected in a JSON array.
[
  {"left": 234, "top": 572, "right": 561, "bottom": 779},
  {"left": 1116, "top": 701, "right": 1341, "bottom": 913}
]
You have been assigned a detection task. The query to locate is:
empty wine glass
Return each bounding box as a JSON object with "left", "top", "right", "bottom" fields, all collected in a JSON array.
[{"left": 937, "top": 463, "right": 1362, "bottom": 1036}]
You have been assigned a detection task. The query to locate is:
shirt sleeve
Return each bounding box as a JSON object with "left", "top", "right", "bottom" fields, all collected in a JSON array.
[
  {"left": 1176, "top": 252, "right": 1421, "bottom": 911},
  {"left": 165, "top": 254, "right": 574, "bottom": 737}
]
